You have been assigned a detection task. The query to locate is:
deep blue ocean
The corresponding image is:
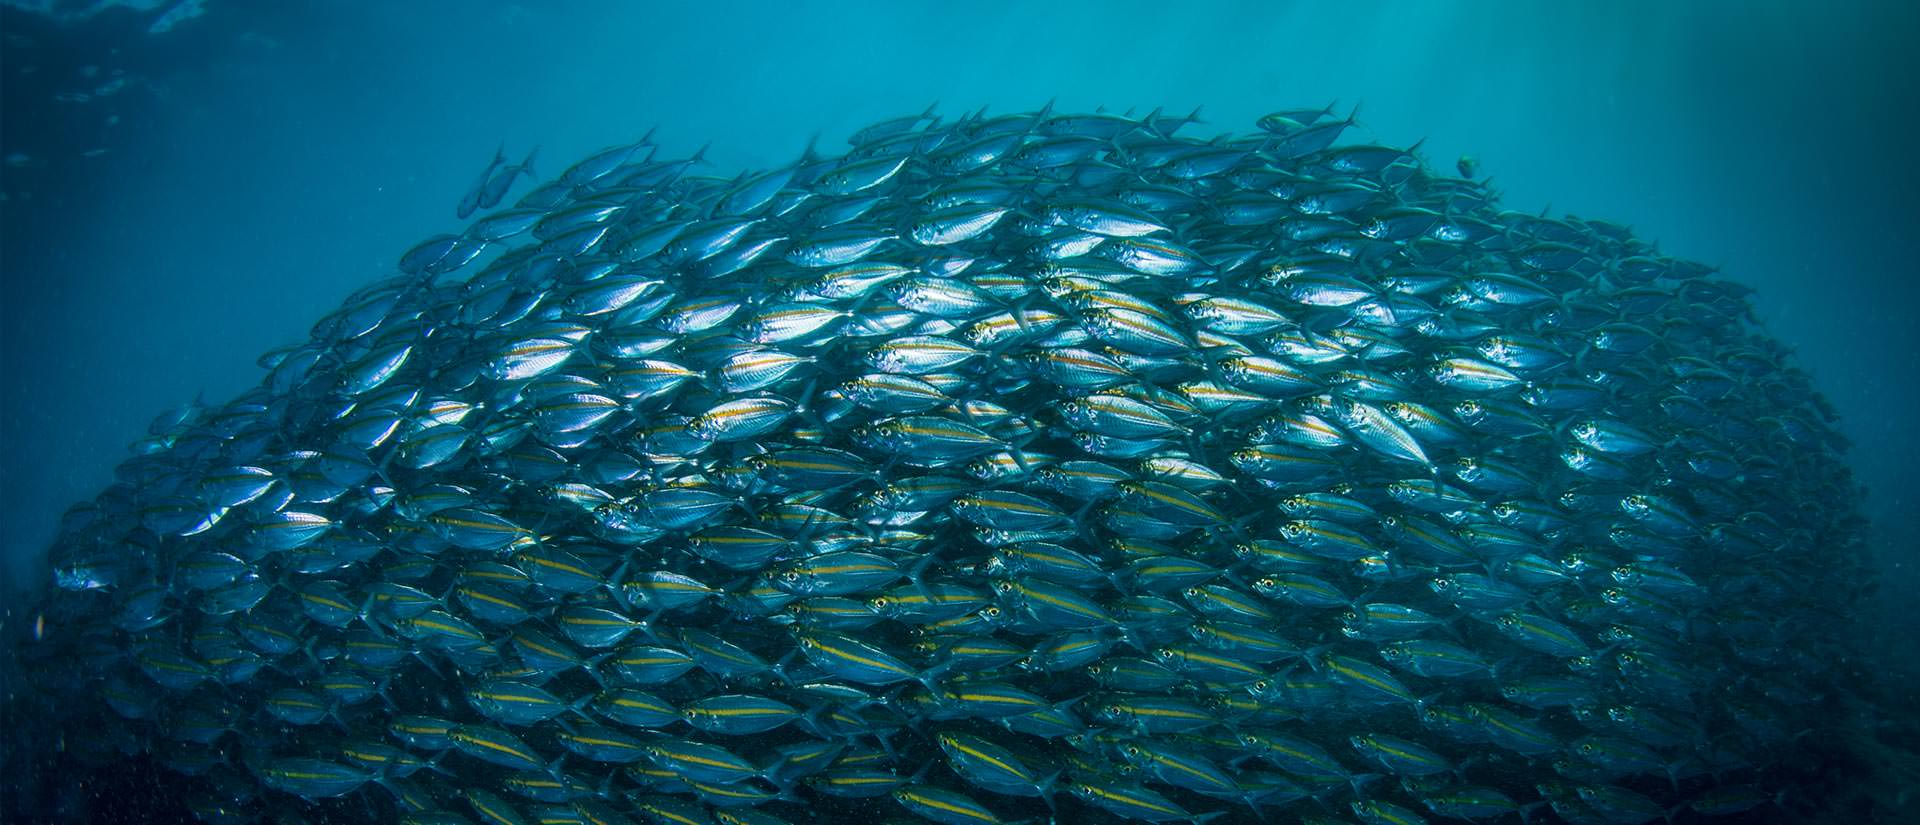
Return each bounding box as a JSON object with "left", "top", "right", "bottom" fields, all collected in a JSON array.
[{"left": 2, "top": 1, "right": 1916, "bottom": 822}]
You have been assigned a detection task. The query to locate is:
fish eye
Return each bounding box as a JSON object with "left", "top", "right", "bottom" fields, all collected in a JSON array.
[{"left": 781, "top": 571, "right": 800, "bottom": 583}]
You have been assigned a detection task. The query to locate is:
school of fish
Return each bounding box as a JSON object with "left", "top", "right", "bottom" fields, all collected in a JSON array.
[{"left": 4, "top": 104, "right": 1879, "bottom": 824}]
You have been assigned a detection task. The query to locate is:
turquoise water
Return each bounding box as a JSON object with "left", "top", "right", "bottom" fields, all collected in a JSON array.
[{"left": 3, "top": 1, "right": 1916, "bottom": 821}]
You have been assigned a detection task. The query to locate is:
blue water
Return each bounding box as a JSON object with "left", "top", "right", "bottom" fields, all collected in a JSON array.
[{"left": 2, "top": 0, "right": 1916, "bottom": 810}]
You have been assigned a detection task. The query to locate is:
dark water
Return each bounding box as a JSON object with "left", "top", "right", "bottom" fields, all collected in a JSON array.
[{"left": 3, "top": 1, "right": 1917, "bottom": 822}]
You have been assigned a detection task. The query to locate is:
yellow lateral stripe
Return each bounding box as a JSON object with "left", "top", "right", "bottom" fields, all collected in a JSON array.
[
  {"left": 948, "top": 740, "right": 1029, "bottom": 782},
  {"left": 809, "top": 638, "right": 908, "bottom": 675}
]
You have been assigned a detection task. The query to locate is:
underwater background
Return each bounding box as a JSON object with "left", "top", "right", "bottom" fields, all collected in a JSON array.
[{"left": 3, "top": 1, "right": 1917, "bottom": 822}]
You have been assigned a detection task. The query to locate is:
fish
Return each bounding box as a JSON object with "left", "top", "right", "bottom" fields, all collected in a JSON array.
[
  {"left": 457, "top": 143, "right": 509, "bottom": 219},
  {"left": 3, "top": 104, "right": 1878, "bottom": 825},
  {"left": 481, "top": 146, "right": 541, "bottom": 213}
]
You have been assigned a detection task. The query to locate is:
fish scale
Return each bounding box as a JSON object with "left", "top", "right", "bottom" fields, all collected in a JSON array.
[{"left": 8, "top": 104, "right": 1879, "bottom": 825}]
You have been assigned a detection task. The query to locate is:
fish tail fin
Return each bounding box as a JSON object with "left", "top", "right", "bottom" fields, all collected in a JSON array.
[
  {"left": 1301, "top": 643, "right": 1335, "bottom": 670},
  {"left": 866, "top": 685, "right": 909, "bottom": 714},
  {"left": 1517, "top": 801, "right": 1549, "bottom": 825},
  {"left": 374, "top": 677, "right": 398, "bottom": 713},
  {"left": 1238, "top": 792, "right": 1274, "bottom": 822},
  {"left": 1219, "top": 567, "right": 1256, "bottom": 592},
  {"left": 797, "top": 131, "right": 821, "bottom": 168},
  {"left": 1036, "top": 770, "right": 1063, "bottom": 812},
  {"left": 905, "top": 549, "right": 940, "bottom": 591},
  {"left": 1487, "top": 655, "right": 1525, "bottom": 685},
  {"left": 582, "top": 652, "right": 614, "bottom": 688},
  {"left": 769, "top": 645, "right": 801, "bottom": 687},
  {"left": 1347, "top": 771, "right": 1384, "bottom": 799},
  {"left": 915, "top": 659, "right": 954, "bottom": 695},
  {"left": 1220, "top": 510, "right": 1261, "bottom": 543},
  {"left": 297, "top": 633, "right": 325, "bottom": 670},
  {"left": 604, "top": 559, "right": 635, "bottom": 610},
  {"left": 409, "top": 649, "right": 446, "bottom": 680},
  {"left": 519, "top": 144, "right": 540, "bottom": 178},
  {"left": 901, "top": 754, "right": 933, "bottom": 784},
  {"left": 789, "top": 376, "right": 822, "bottom": 426},
  {"left": 1348, "top": 585, "right": 1383, "bottom": 612},
  {"left": 568, "top": 693, "right": 597, "bottom": 723}
]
